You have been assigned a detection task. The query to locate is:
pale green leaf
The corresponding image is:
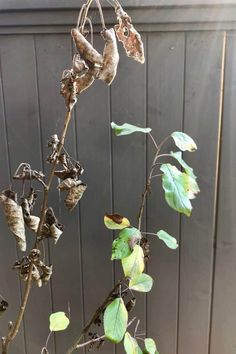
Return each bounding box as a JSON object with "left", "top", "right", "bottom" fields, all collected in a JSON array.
[
  {"left": 170, "top": 151, "right": 196, "bottom": 179},
  {"left": 112, "top": 228, "right": 142, "bottom": 260},
  {"left": 171, "top": 132, "right": 197, "bottom": 152},
  {"left": 111, "top": 122, "right": 151, "bottom": 136},
  {"left": 129, "top": 273, "right": 153, "bottom": 292},
  {"left": 144, "top": 338, "right": 159, "bottom": 354},
  {"left": 124, "top": 332, "right": 143, "bottom": 354},
  {"left": 104, "top": 298, "right": 128, "bottom": 343},
  {"left": 49, "top": 312, "right": 70, "bottom": 332},
  {"left": 160, "top": 164, "right": 192, "bottom": 216},
  {"left": 122, "top": 245, "right": 144, "bottom": 278},
  {"left": 156, "top": 230, "right": 178, "bottom": 250}
]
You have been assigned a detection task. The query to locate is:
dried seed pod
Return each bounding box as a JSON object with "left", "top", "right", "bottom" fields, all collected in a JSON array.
[
  {"left": 114, "top": 4, "right": 145, "bottom": 64},
  {"left": 64, "top": 183, "right": 87, "bottom": 211},
  {"left": 0, "top": 190, "right": 26, "bottom": 252},
  {"left": 71, "top": 28, "right": 103, "bottom": 67},
  {"left": 99, "top": 28, "right": 119, "bottom": 85},
  {"left": 73, "top": 53, "right": 89, "bottom": 76},
  {"left": 21, "top": 198, "right": 40, "bottom": 233},
  {"left": 58, "top": 178, "right": 81, "bottom": 191},
  {"left": 74, "top": 67, "right": 97, "bottom": 95}
]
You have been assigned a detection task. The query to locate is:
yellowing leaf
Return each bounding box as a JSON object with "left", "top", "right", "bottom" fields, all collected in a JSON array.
[
  {"left": 124, "top": 332, "right": 143, "bottom": 354},
  {"left": 122, "top": 245, "right": 144, "bottom": 278},
  {"left": 49, "top": 312, "right": 70, "bottom": 332},
  {"left": 104, "top": 214, "right": 130, "bottom": 230},
  {"left": 104, "top": 298, "right": 128, "bottom": 343},
  {"left": 111, "top": 227, "right": 141, "bottom": 260},
  {"left": 171, "top": 132, "right": 197, "bottom": 152}
]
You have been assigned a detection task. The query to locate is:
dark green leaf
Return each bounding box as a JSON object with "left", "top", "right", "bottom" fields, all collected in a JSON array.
[
  {"left": 160, "top": 164, "right": 192, "bottom": 216},
  {"left": 112, "top": 228, "right": 142, "bottom": 260},
  {"left": 129, "top": 273, "right": 153, "bottom": 292},
  {"left": 171, "top": 132, "right": 197, "bottom": 152},
  {"left": 104, "top": 298, "right": 128, "bottom": 343},
  {"left": 156, "top": 230, "right": 178, "bottom": 250},
  {"left": 111, "top": 122, "right": 151, "bottom": 136},
  {"left": 49, "top": 312, "right": 70, "bottom": 332},
  {"left": 122, "top": 245, "right": 144, "bottom": 278}
]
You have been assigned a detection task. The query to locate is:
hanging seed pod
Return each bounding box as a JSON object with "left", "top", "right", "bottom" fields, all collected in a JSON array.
[
  {"left": 73, "top": 53, "right": 89, "bottom": 76},
  {"left": 64, "top": 183, "right": 87, "bottom": 211},
  {"left": 114, "top": 4, "right": 145, "bottom": 64},
  {"left": 0, "top": 300, "right": 8, "bottom": 317},
  {"left": 74, "top": 67, "right": 97, "bottom": 95},
  {"left": 58, "top": 178, "right": 81, "bottom": 191},
  {"left": 0, "top": 190, "right": 26, "bottom": 252},
  {"left": 99, "top": 28, "right": 119, "bottom": 85},
  {"left": 71, "top": 28, "right": 103, "bottom": 67}
]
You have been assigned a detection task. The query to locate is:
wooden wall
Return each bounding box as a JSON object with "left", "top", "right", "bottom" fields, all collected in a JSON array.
[{"left": 0, "top": 1, "right": 236, "bottom": 353}]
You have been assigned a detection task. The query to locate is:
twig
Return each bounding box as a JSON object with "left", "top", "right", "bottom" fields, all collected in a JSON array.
[{"left": 1, "top": 110, "right": 72, "bottom": 354}]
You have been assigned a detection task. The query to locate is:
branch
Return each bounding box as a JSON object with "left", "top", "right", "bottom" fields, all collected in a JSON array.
[{"left": 1, "top": 110, "right": 72, "bottom": 354}]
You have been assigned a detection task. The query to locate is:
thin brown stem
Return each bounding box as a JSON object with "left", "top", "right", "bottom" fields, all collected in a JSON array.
[{"left": 1, "top": 110, "right": 72, "bottom": 354}]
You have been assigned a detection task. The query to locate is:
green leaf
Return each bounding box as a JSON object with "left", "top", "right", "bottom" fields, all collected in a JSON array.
[
  {"left": 144, "top": 338, "right": 159, "bottom": 354},
  {"left": 129, "top": 273, "right": 153, "bottom": 292},
  {"left": 170, "top": 151, "right": 196, "bottom": 179},
  {"left": 104, "top": 298, "right": 128, "bottom": 343},
  {"left": 49, "top": 312, "right": 70, "bottom": 332},
  {"left": 122, "top": 245, "right": 144, "bottom": 278},
  {"left": 112, "top": 228, "right": 142, "bottom": 260},
  {"left": 171, "top": 132, "right": 197, "bottom": 152},
  {"left": 104, "top": 214, "right": 130, "bottom": 230},
  {"left": 160, "top": 164, "right": 192, "bottom": 216},
  {"left": 156, "top": 230, "right": 178, "bottom": 250},
  {"left": 124, "top": 332, "right": 143, "bottom": 354},
  {"left": 111, "top": 122, "right": 151, "bottom": 136}
]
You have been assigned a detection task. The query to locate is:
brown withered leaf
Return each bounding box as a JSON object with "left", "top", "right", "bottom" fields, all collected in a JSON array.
[
  {"left": 71, "top": 28, "right": 103, "bottom": 67},
  {"left": 74, "top": 67, "right": 97, "bottom": 95},
  {"left": 55, "top": 164, "right": 84, "bottom": 181},
  {"left": 0, "top": 190, "right": 26, "bottom": 252},
  {"left": 58, "top": 178, "right": 81, "bottom": 191},
  {"left": 60, "top": 70, "right": 77, "bottom": 111},
  {"left": 99, "top": 28, "right": 120, "bottom": 85},
  {"left": 64, "top": 183, "right": 87, "bottom": 211},
  {"left": 21, "top": 198, "right": 40, "bottom": 234},
  {"left": 114, "top": 4, "right": 145, "bottom": 64},
  {"left": 73, "top": 53, "right": 89, "bottom": 76}
]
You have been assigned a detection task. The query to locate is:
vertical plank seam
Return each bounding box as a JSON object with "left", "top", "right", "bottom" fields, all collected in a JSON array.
[
  {"left": 33, "top": 34, "right": 56, "bottom": 354},
  {"left": 207, "top": 31, "right": 227, "bottom": 354},
  {"left": 0, "top": 45, "right": 27, "bottom": 354},
  {"left": 176, "top": 31, "right": 187, "bottom": 354}
]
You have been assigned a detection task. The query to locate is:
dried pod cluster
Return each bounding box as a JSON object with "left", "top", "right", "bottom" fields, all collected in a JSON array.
[
  {"left": 61, "top": 1, "right": 145, "bottom": 110},
  {"left": 13, "top": 249, "right": 52, "bottom": 287}
]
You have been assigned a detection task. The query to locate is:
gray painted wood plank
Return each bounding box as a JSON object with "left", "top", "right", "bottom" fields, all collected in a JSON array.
[
  {"left": 74, "top": 34, "right": 114, "bottom": 354},
  {"left": 147, "top": 32, "right": 185, "bottom": 354},
  {"left": 0, "top": 36, "right": 26, "bottom": 354},
  {"left": 111, "top": 35, "right": 147, "bottom": 353},
  {"left": 209, "top": 32, "right": 236, "bottom": 354},
  {"left": 178, "top": 31, "right": 224, "bottom": 354},
  {"left": 34, "top": 33, "right": 85, "bottom": 354}
]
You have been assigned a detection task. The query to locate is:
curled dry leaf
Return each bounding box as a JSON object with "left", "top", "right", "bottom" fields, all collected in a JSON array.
[
  {"left": 0, "top": 190, "right": 26, "bottom": 252},
  {"left": 21, "top": 198, "right": 40, "bottom": 233},
  {"left": 60, "top": 70, "right": 77, "bottom": 111},
  {"left": 64, "top": 183, "right": 87, "bottom": 211},
  {"left": 49, "top": 224, "right": 63, "bottom": 244},
  {"left": 114, "top": 4, "right": 145, "bottom": 64},
  {"left": 55, "top": 163, "right": 84, "bottom": 180},
  {"left": 72, "top": 53, "right": 89, "bottom": 76},
  {"left": 58, "top": 178, "right": 81, "bottom": 191},
  {"left": 40, "top": 208, "right": 64, "bottom": 244},
  {"left": 71, "top": 28, "right": 103, "bottom": 67},
  {"left": 99, "top": 28, "right": 120, "bottom": 85},
  {"left": 47, "top": 134, "right": 60, "bottom": 163},
  {"left": 13, "top": 163, "right": 45, "bottom": 182},
  {"left": 74, "top": 67, "right": 97, "bottom": 95}
]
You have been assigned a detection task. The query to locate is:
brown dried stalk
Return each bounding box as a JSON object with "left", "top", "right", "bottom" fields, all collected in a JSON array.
[{"left": 1, "top": 110, "right": 72, "bottom": 354}]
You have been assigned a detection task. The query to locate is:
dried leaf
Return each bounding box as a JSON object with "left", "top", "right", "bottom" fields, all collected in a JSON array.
[
  {"left": 21, "top": 198, "right": 40, "bottom": 233},
  {"left": 72, "top": 53, "right": 89, "bottom": 76},
  {"left": 71, "top": 28, "right": 103, "bottom": 67},
  {"left": 74, "top": 67, "right": 96, "bottom": 95},
  {"left": 58, "top": 178, "right": 81, "bottom": 191},
  {"left": 64, "top": 183, "right": 87, "bottom": 211},
  {"left": 49, "top": 224, "right": 63, "bottom": 244},
  {"left": 114, "top": 5, "right": 145, "bottom": 64},
  {"left": 55, "top": 164, "right": 84, "bottom": 180},
  {"left": 60, "top": 71, "right": 77, "bottom": 111},
  {"left": 0, "top": 190, "right": 26, "bottom": 251},
  {"left": 32, "top": 265, "right": 42, "bottom": 288},
  {"left": 0, "top": 300, "right": 8, "bottom": 317},
  {"left": 99, "top": 28, "right": 119, "bottom": 85}
]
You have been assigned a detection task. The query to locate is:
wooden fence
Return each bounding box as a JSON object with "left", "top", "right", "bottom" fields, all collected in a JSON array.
[{"left": 0, "top": 1, "right": 236, "bottom": 353}]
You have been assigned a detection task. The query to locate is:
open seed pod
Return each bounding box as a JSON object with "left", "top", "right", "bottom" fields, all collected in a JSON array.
[
  {"left": 99, "top": 28, "right": 119, "bottom": 85},
  {"left": 21, "top": 198, "right": 40, "bottom": 234},
  {"left": 114, "top": 4, "right": 145, "bottom": 64},
  {"left": 0, "top": 190, "right": 26, "bottom": 252},
  {"left": 71, "top": 28, "right": 103, "bottom": 67},
  {"left": 64, "top": 183, "right": 87, "bottom": 211}
]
